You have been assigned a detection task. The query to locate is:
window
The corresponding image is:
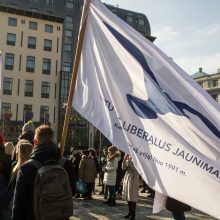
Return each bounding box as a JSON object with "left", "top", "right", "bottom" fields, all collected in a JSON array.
[
  {"left": 44, "top": 39, "right": 52, "bottom": 51},
  {"left": 8, "top": 17, "right": 17, "bottom": 26},
  {"left": 23, "top": 104, "right": 33, "bottom": 121},
  {"left": 21, "top": 19, "right": 25, "bottom": 24},
  {"left": 63, "top": 62, "right": 71, "bottom": 72},
  {"left": 24, "top": 80, "right": 34, "bottom": 97},
  {"left": 28, "top": 36, "right": 36, "bottom": 49},
  {"left": 5, "top": 53, "right": 14, "bottom": 70},
  {"left": 3, "top": 77, "right": 13, "bottom": 95},
  {"left": 7, "top": 33, "right": 16, "bottom": 46},
  {"left": 66, "top": 16, "right": 73, "bottom": 24},
  {"left": 46, "top": 0, "right": 54, "bottom": 6},
  {"left": 64, "top": 44, "right": 72, "bottom": 52},
  {"left": 212, "top": 80, "right": 218, "bottom": 87},
  {"left": 126, "top": 15, "right": 133, "bottom": 23},
  {"left": 1, "top": 103, "right": 12, "bottom": 119},
  {"left": 198, "top": 82, "right": 203, "bottom": 88},
  {"left": 65, "top": 29, "right": 73, "bottom": 37},
  {"left": 138, "top": 18, "right": 145, "bottom": 26},
  {"left": 41, "top": 82, "right": 50, "bottom": 98},
  {"left": 42, "top": 58, "right": 51, "bottom": 74},
  {"left": 45, "top": 24, "right": 53, "bottom": 33},
  {"left": 29, "top": 21, "right": 38, "bottom": 30},
  {"left": 66, "top": 1, "right": 73, "bottom": 9},
  {"left": 40, "top": 106, "right": 49, "bottom": 123},
  {"left": 26, "top": 56, "right": 35, "bottom": 72},
  {"left": 31, "top": 8, "right": 38, "bottom": 12}
]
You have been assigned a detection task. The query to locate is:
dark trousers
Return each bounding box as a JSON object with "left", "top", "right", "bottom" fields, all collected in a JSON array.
[
  {"left": 172, "top": 211, "right": 186, "bottom": 220},
  {"left": 108, "top": 185, "right": 116, "bottom": 200},
  {"left": 85, "top": 182, "right": 95, "bottom": 199},
  {"left": 127, "top": 201, "right": 136, "bottom": 218}
]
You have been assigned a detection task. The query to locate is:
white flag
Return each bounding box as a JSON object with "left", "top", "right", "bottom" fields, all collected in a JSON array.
[{"left": 73, "top": 0, "right": 220, "bottom": 218}]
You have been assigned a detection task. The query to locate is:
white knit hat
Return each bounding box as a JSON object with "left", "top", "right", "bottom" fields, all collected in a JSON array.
[{"left": 22, "top": 120, "right": 34, "bottom": 133}]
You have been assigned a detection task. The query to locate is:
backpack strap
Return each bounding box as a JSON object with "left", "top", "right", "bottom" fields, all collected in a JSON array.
[{"left": 29, "top": 157, "right": 67, "bottom": 169}]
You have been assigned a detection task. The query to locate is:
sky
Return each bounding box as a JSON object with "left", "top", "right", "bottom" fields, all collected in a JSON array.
[{"left": 102, "top": 0, "right": 220, "bottom": 75}]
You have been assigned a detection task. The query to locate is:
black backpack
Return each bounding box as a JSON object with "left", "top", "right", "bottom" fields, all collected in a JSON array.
[{"left": 30, "top": 157, "right": 73, "bottom": 220}]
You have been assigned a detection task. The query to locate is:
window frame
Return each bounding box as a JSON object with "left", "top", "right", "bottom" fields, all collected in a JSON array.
[
  {"left": 26, "top": 56, "right": 35, "bottom": 72},
  {"left": 8, "top": 17, "right": 17, "bottom": 26},
  {"left": 5, "top": 53, "right": 14, "bottom": 70},
  {"left": 7, "top": 33, "right": 16, "bottom": 46},
  {"left": 42, "top": 58, "right": 51, "bottom": 74},
  {"left": 3, "top": 77, "right": 13, "bottom": 95},
  {"left": 24, "top": 80, "right": 34, "bottom": 97}
]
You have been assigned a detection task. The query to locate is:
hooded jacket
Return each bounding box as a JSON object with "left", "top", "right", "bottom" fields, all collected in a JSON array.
[
  {"left": 12, "top": 142, "right": 75, "bottom": 220},
  {"left": 103, "top": 151, "right": 121, "bottom": 186}
]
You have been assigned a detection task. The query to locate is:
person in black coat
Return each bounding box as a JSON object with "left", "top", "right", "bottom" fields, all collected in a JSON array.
[
  {"left": 166, "top": 197, "right": 191, "bottom": 220},
  {"left": 12, "top": 125, "right": 75, "bottom": 220}
]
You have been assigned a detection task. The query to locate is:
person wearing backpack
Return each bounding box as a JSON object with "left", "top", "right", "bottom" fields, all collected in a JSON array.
[{"left": 12, "top": 125, "right": 75, "bottom": 220}]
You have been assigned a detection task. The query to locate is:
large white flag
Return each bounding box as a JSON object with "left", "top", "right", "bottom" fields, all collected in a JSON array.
[{"left": 73, "top": 0, "right": 220, "bottom": 218}]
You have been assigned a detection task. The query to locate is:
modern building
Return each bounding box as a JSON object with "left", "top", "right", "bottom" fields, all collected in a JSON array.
[
  {"left": 0, "top": 2, "right": 64, "bottom": 141},
  {"left": 192, "top": 67, "right": 220, "bottom": 104},
  {"left": 0, "top": 0, "right": 155, "bottom": 148}
]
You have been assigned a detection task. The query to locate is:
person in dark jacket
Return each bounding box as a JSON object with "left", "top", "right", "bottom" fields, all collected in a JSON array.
[
  {"left": 0, "top": 134, "right": 11, "bottom": 188},
  {"left": 11, "top": 120, "right": 35, "bottom": 162},
  {"left": 71, "top": 147, "right": 82, "bottom": 198},
  {"left": 12, "top": 125, "right": 75, "bottom": 220},
  {"left": 166, "top": 197, "right": 191, "bottom": 220}
]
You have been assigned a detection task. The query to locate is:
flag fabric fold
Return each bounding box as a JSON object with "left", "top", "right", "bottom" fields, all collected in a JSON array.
[{"left": 73, "top": 0, "right": 220, "bottom": 218}]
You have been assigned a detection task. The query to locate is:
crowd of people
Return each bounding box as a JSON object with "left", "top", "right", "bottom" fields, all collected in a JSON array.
[{"left": 0, "top": 121, "right": 191, "bottom": 220}]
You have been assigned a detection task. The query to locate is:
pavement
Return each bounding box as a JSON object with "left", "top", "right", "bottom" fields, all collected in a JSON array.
[{"left": 70, "top": 183, "right": 216, "bottom": 220}]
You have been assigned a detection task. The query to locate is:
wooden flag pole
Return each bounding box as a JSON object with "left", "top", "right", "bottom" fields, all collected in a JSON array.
[{"left": 60, "top": 0, "right": 91, "bottom": 155}]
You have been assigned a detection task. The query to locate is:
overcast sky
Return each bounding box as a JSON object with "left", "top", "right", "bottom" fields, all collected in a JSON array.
[{"left": 102, "top": 0, "right": 220, "bottom": 75}]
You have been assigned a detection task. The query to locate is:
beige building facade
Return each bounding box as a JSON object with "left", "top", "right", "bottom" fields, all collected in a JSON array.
[
  {"left": 192, "top": 67, "right": 220, "bottom": 104},
  {"left": 0, "top": 10, "right": 63, "bottom": 139}
]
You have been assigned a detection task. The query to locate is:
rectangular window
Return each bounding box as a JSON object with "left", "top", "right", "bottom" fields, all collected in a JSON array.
[
  {"left": 65, "top": 29, "right": 73, "bottom": 37},
  {"left": 28, "top": 36, "right": 36, "bottom": 49},
  {"left": 63, "top": 62, "right": 71, "bottom": 72},
  {"left": 5, "top": 53, "right": 14, "bottom": 70},
  {"left": 24, "top": 80, "right": 34, "bottom": 97},
  {"left": 66, "top": 15, "right": 73, "bottom": 24},
  {"left": 1, "top": 103, "right": 12, "bottom": 119},
  {"left": 29, "top": 21, "right": 38, "bottom": 30},
  {"left": 66, "top": 2, "right": 73, "bottom": 9},
  {"left": 126, "top": 15, "right": 133, "bottom": 23},
  {"left": 138, "top": 18, "right": 145, "bottom": 26},
  {"left": 8, "top": 17, "right": 17, "bottom": 26},
  {"left": 212, "top": 80, "right": 218, "bottom": 87},
  {"left": 45, "top": 24, "right": 53, "bottom": 33},
  {"left": 26, "top": 56, "right": 35, "bottom": 72},
  {"left": 23, "top": 104, "right": 33, "bottom": 122},
  {"left": 44, "top": 39, "right": 52, "bottom": 51},
  {"left": 3, "top": 77, "right": 13, "bottom": 95},
  {"left": 42, "top": 58, "right": 51, "bottom": 74},
  {"left": 24, "top": 104, "right": 32, "bottom": 112},
  {"left": 46, "top": 0, "right": 54, "bottom": 6},
  {"left": 40, "top": 106, "right": 49, "bottom": 123},
  {"left": 7, "top": 33, "right": 16, "bottom": 46},
  {"left": 64, "top": 44, "right": 72, "bottom": 52},
  {"left": 41, "top": 82, "right": 50, "bottom": 98}
]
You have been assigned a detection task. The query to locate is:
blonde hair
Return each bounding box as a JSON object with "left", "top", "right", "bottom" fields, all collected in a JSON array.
[{"left": 12, "top": 140, "right": 33, "bottom": 177}]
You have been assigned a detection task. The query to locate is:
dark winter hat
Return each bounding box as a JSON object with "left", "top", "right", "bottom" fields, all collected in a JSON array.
[
  {"left": 22, "top": 120, "right": 34, "bottom": 133},
  {"left": 0, "top": 133, "right": 3, "bottom": 145}
]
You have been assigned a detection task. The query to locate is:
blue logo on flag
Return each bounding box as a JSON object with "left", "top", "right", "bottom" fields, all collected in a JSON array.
[{"left": 104, "top": 22, "right": 220, "bottom": 139}]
